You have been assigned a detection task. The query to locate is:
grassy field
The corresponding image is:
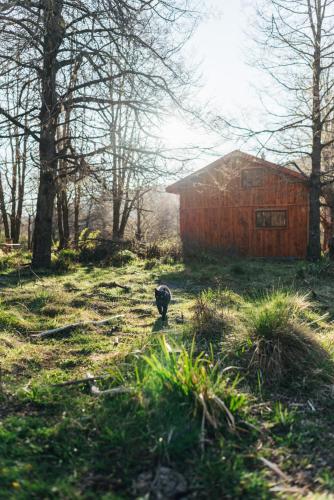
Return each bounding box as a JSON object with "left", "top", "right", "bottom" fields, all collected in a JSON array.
[{"left": 1, "top": 251, "right": 334, "bottom": 499}]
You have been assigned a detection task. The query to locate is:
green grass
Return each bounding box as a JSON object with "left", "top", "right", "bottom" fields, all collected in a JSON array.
[{"left": 1, "top": 252, "right": 334, "bottom": 498}]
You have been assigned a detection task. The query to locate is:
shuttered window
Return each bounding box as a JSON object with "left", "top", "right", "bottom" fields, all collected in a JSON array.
[
  {"left": 241, "top": 168, "right": 264, "bottom": 188},
  {"left": 256, "top": 210, "right": 288, "bottom": 228}
]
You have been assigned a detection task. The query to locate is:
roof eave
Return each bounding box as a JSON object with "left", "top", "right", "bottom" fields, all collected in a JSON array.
[
  {"left": 166, "top": 184, "right": 181, "bottom": 194},
  {"left": 165, "top": 150, "right": 308, "bottom": 193}
]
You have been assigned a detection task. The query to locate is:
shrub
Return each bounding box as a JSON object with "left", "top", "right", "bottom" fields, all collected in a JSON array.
[
  {"left": 145, "top": 242, "right": 161, "bottom": 259},
  {"left": 78, "top": 228, "right": 101, "bottom": 249},
  {"left": 144, "top": 259, "right": 157, "bottom": 270},
  {"left": 77, "top": 229, "right": 107, "bottom": 262},
  {"left": 110, "top": 249, "right": 136, "bottom": 267},
  {"left": 52, "top": 249, "right": 79, "bottom": 272},
  {"left": 0, "top": 250, "right": 31, "bottom": 271},
  {"left": 145, "top": 239, "right": 183, "bottom": 262}
]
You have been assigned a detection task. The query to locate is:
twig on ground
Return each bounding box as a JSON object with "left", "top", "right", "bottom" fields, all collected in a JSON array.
[
  {"left": 99, "top": 281, "right": 131, "bottom": 292},
  {"left": 29, "top": 266, "right": 48, "bottom": 286},
  {"left": 259, "top": 457, "right": 290, "bottom": 482},
  {"left": 86, "top": 372, "right": 134, "bottom": 396},
  {"left": 30, "top": 315, "right": 125, "bottom": 340}
]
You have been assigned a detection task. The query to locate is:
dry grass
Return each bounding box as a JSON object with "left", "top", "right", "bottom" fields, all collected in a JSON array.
[
  {"left": 1, "top": 255, "right": 334, "bottom": 498},
  {"left": 192, "top": 288, "right": 245, "bottom": 337},
  {"left": 222, "top": 290, "right": 334, "bottom": 387}
]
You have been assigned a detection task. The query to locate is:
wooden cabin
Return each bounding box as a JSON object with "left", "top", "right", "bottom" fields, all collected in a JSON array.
[{"left": 166, "top": 150, "right": 309, "bottom": 258}]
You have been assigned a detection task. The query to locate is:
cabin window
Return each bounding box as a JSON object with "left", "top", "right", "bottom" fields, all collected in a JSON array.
[
  {"left": 241, "top": 168, "right": 264, "bottom": 188},
  {"left": 256, "top": 209, "right": 288, "bottom": 228}
]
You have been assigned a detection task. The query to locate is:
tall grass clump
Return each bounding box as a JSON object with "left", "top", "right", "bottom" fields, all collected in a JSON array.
[
  {"left": 225, "top": 290, "right": 333, "bottom": 388},
  {"left": 0, "top": 304, "right": 28, "bottom": 332},
  {"left": 193, "top": 288, "right": 244, "bottom": 337},
  {"left": 142, "top": 337, "right": 247, "bottom": 433},
  {"left": 145, "top": 238, "right": 183, "bottom": 262}
]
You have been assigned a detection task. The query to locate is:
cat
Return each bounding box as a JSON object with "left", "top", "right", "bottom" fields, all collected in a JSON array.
[{"left": 155, "top": 285, "right": 171, "bottom": 321}]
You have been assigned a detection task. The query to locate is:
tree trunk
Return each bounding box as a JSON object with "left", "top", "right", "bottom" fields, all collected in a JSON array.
[
  {"left": 307, "top": 12, "right": 322, "bottom": 261},
  {"left": 32, "top": 0, "right": 64, "bottom": 268},
  {"left": 308, "top": 172, "right": 321, "bottom": 260},
  {"left": 10, "top": 134, "right": 18, "bottom": 242},
  {"left": 74, "top": 184, "right": 81, "bottom": 248},
  {"left": 33, "top": 172, "right": 57, "bottom": 267},
  {"left": 28, "top": 214, "right": 32, "bottom": 250},
  {"left": 57, "top": 193, "right": 65, "bottom": 249},
  {"left": 0, "top": 174, "right": 10, "bottom": 240},
  {"left": 112, "top": 198, "right": 122, "bottom": 239},
  {"left": 136, "top": 205, "right": 142, "bottom": 241},
  {"left": 15, "top": 125, "right": 29, "bottom": 244},
  {"left": 14, "top": 180, "right": 24, "bottom": 243},
  {"left": 61, "top": 189, "right": 70, "bottom": 247}
]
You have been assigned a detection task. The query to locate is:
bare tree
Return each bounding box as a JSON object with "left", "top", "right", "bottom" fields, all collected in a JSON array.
[
  {"left": 0, "top": 69, "right": 31, "bottom": 243},
  {"left": 0, "top": 0, "right": 198, "bottom": 266},
  {"left": 216, "top": 0, "right": 334, "bottom": 260}
]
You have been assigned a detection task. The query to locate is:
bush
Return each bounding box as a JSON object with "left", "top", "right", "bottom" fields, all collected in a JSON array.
[
  {"left": 0, "top": 250, "right": 30, "bottom": 271},
  {"left": 78, "top": 228, "right": 101, "bottom": 249},
  {"left": 52, "top": 249, "right": 79, "bottom": 272},
  {"left": 145, "top": 239, "right": 183, "bottom": 262},
  {"left": 77, "top": 229, "right": 107, "bottom": 262},
  {"left": 110, "top": 249, "right": 136, "bottom": 267},
  {"left": 144, "top": 259, "right": 157, "bottom": 270}
]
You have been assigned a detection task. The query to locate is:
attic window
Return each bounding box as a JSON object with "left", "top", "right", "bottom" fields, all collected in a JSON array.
[
  {"left": 241, "top": 168, "right": 264, "bottom": 188},
  {"left": 256, "top": 209, "right": 288, "bottom": 228}
]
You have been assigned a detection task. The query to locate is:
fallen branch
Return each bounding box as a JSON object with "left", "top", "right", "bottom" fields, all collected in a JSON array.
[
  {"left": 30, "top": 315, "right": 125, "bottom": 340},
  {"left": 99, "top": 281, "right": 131, "bottom": 292},
  {"left": 86, "top": 372, "right": 134, "bottom": 396}
]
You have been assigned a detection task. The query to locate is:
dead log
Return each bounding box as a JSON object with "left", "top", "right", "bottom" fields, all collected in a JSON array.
[{"left": 30, "top": 315, "right": 125, "bottom": 340}]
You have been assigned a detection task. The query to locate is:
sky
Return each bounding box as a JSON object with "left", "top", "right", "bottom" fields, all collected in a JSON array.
[{"left": 161, "top": 0, "right": 264, "bottom": 170}]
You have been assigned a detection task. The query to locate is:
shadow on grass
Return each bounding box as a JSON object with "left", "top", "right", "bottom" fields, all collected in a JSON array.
[
  {"left": 0, "top": 266, "right": 55, "bottom": 288},
  {"left": 152, "top": 317, "right": 169, "bottom": 332},
  {"left": 156, "top": 255, "right": 320, "bottom": 301}
]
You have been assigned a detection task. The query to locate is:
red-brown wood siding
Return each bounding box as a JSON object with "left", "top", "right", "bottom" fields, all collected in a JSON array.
[{"left": 177, "top": 156, "right": 309, "bottom": 258}]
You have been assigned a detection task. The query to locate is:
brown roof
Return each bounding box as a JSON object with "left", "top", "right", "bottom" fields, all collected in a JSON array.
[{"left": 166, "top": 150, "right": 307, "bottom": 194}]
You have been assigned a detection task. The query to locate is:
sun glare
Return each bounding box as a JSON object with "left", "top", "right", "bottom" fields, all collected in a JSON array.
[{"left": 160, "top": 116, "right": 199, "bottom": 149}]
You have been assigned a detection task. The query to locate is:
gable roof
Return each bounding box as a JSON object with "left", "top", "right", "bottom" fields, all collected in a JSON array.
[{"left": 166, "top": 150, "right": 307, "bottom": 194}]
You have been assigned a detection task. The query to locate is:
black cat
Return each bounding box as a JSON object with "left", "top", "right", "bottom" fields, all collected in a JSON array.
[{"left": 155, "top": 285, "right": 171, "bottom": 321}]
